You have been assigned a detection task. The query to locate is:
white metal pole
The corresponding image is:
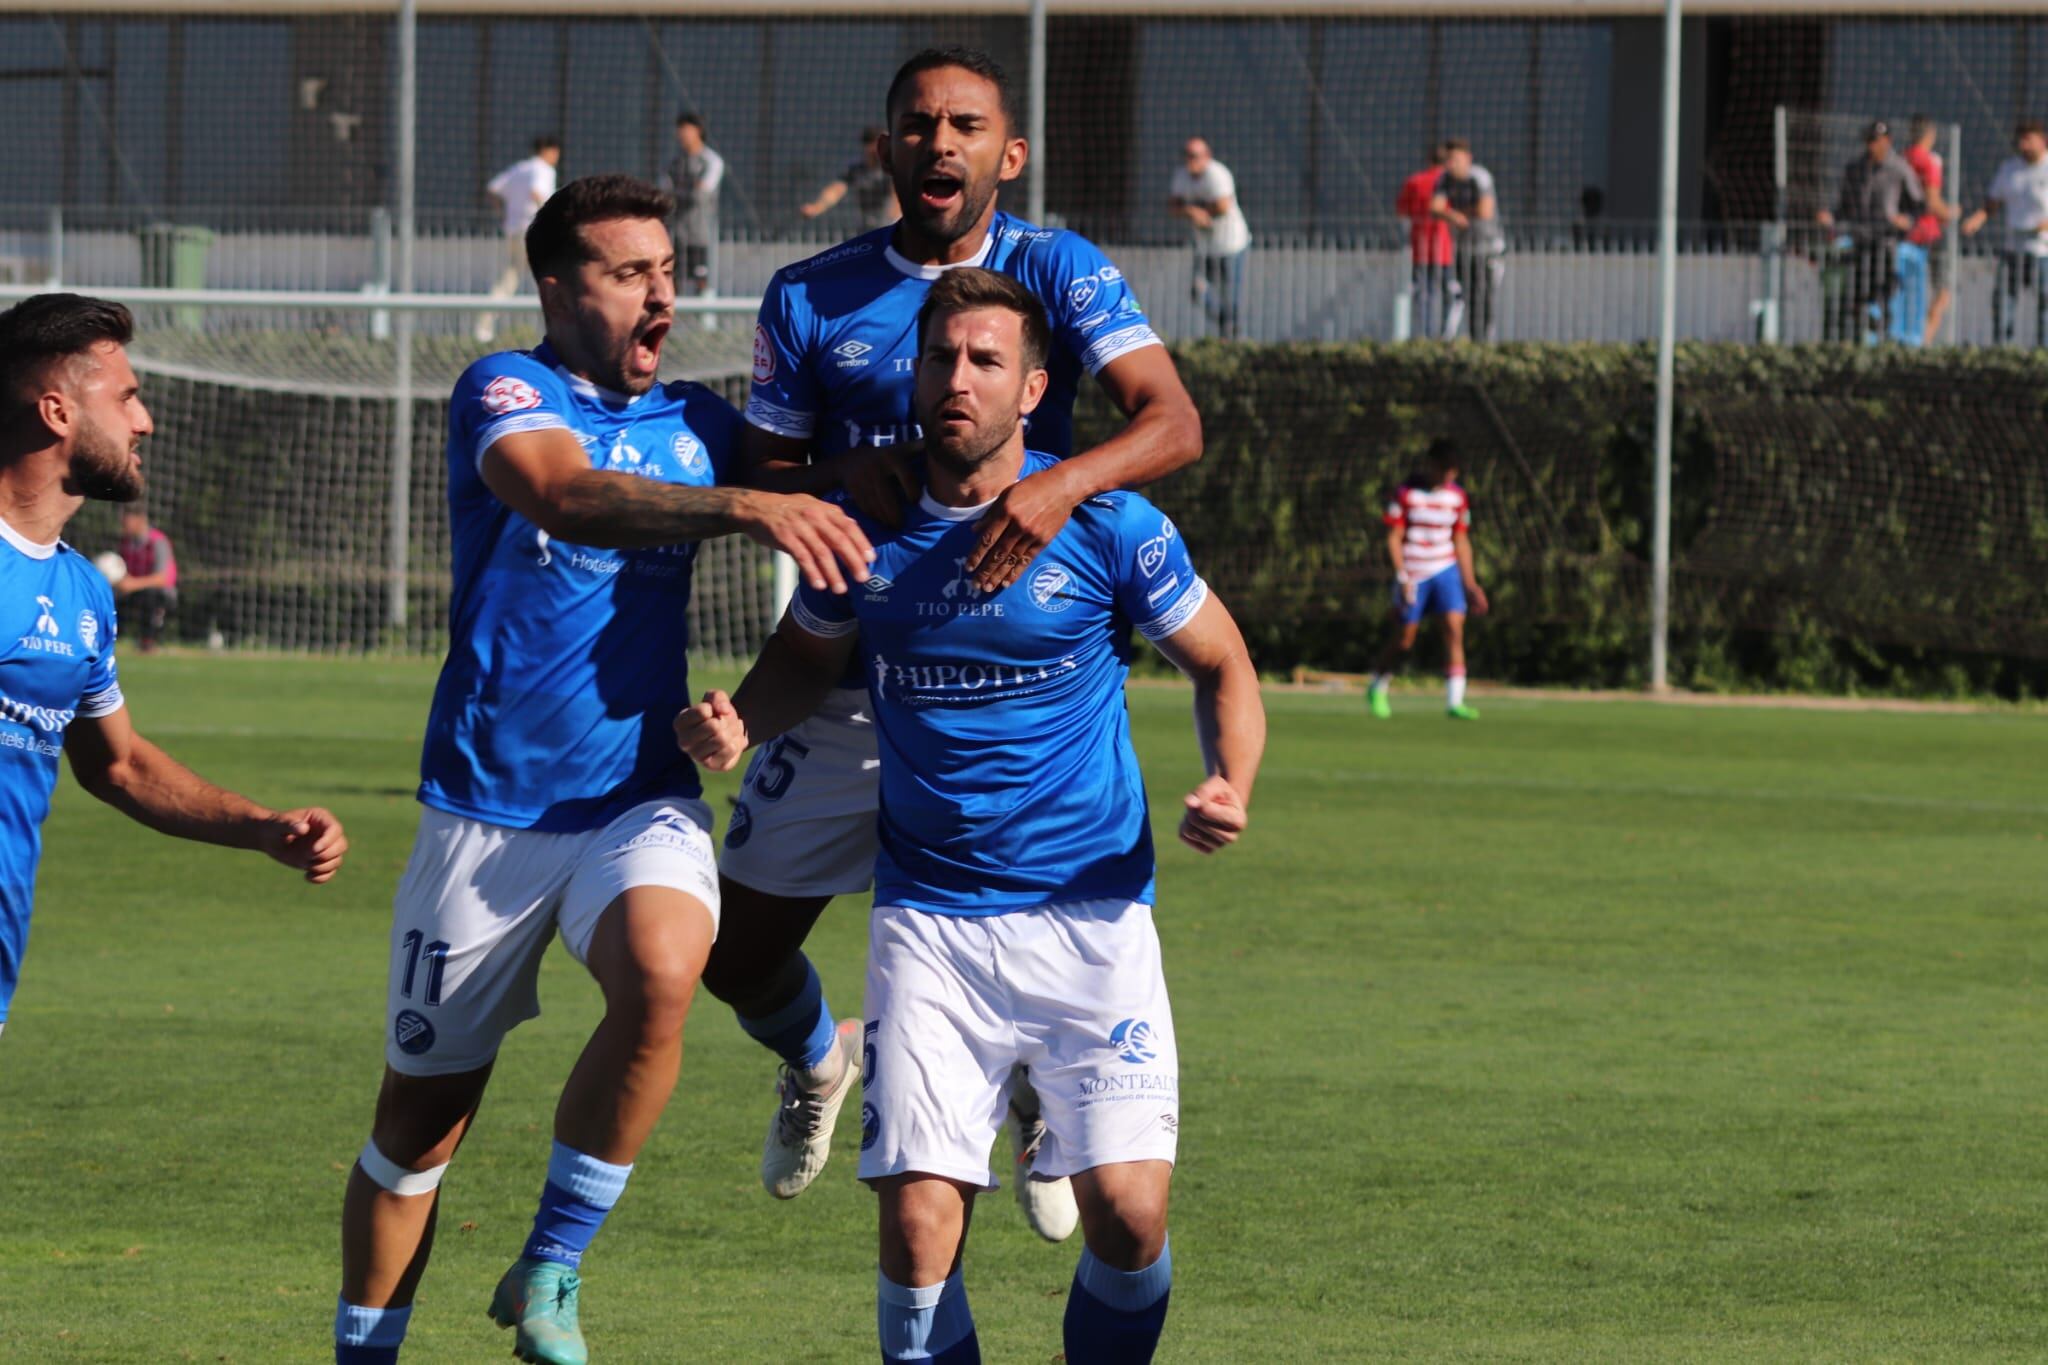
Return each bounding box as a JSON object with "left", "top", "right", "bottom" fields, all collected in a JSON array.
[
  {"left": 1650, "top": 0, "right": 1680, "bottom": 692},
  {"left": 1767, "top": 102, "right": 1787, "bottom": 343},
  {"left": 388, "top": 0, "right": 417, "bottom": 634},
  {"left": 1027, "top": 0, "right": 1047, "bottom": 224},
  {"left": 1945, "top": 120, "right": 1961, "bottom": 345}
]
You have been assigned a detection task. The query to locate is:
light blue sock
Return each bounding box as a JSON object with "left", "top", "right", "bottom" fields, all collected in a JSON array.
[
  {"left": 877, "top": 1269, "right": 979, "bottom": 1363},
  {"left": 1063, "top": 1239, "right": 1172, "bottom": 1364},
  {"left": 335, "top": 1296, "right": 410, "bottom": 1364},
  {"left": 521, "top": 1140, "right": 633, "bottom": 1268},
  {"left": 737, "top": 957, "right": 839, "bottom": 1070}
]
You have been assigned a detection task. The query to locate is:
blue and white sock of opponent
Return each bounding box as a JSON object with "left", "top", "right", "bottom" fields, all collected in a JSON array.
[
  {"left": 1063, "top": 1239, "right": 1173, "bottom": 1364},
  {"left": 738, "top": 955, "right": 840, "bottom": 1072},
  {"left": 521, "top": 1140, "right": 634, "bottom": 1268},
  {"left": 334, "top": 1297, "right": 411, "bottom": 1364},
  {"left": 878, "top": 1269, "right": 979, "bottom": 1363}
]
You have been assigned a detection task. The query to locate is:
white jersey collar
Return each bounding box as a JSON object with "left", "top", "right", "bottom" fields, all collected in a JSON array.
[
  {"left": 885, "top": 228, "right": 996, "bottom": 281},
  {"left": 0, "top": 513, "right": 59, "bottom": 560}
]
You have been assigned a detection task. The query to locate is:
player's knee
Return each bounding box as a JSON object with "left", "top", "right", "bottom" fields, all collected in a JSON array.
[
  {"left": 610, "top": 956, "right": 699, "bottom": 1041},
  {"left": 878, "top": 1177, "right": 970, "bottom": 1275},
  {"left": 1078, "top": 1169, "right": 1170, "bottom": 1268},
  {"left": 368, "top": 1068, "right": 488, "bottom": 1171}
]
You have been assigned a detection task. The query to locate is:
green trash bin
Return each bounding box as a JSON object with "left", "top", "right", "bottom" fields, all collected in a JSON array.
[{"left": 137, "top": 223, "right": 213, "bottom": 328}]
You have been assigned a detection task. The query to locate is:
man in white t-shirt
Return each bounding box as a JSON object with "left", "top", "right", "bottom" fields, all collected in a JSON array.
[
  {"left": 476, "top": 136, "right": 562, "bottom": 344},
  {"left": 1168, "top": 137, "right": 1251, "bottom": 339},
  {"left": 1963, "top": 119, "right": 2048, "bottom": 347},
  {"left": 1432, "top": 139, "right": 1506, "bottom": 343}
]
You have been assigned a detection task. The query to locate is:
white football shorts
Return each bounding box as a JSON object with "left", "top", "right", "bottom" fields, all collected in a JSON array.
[
  {"left": 856, "top": 899, "right": 1180, "bottom": 1189},
  {"left": 383, "top": 797, "right": 719, "bottom": 1076},
  {"left": 717, "top": 686, "right": 880, "bottom": 898}
]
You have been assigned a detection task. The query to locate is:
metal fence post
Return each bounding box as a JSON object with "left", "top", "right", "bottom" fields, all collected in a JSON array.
[
  {"left": 1650, "top": 0, "right": 1681, "bottom": 691},
  {"left": 386, "top": 0, "right": 417, "bottom": 636},
  {"left": 1028, "top": 0, "right": 1047, "bottom": 224}
]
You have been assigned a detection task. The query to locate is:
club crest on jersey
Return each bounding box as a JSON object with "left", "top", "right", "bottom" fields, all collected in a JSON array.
[
  {"left": 1069, "top": 275, "right": 1101, "bottom": 313},
  {"left": 1027, "top": 561, "right": 1076, "bottom": 613},
  {"left": 832, "top": 339, "right": 874, "bottom": 368},
  {"left": 1111, "top": 1018, "right": 1158, "bottom": 1065},
  {"left": 482, "top": 375, "right": 542, "bottom": 415},
  {"left": 671, "top": 432, "right": 706, "bottom": 474},
  {"left": 752, "top": 324, "right": 776, "bottom": 383},
  {"left": 77, "top": 610, "right": 98, "bottom": 652}
]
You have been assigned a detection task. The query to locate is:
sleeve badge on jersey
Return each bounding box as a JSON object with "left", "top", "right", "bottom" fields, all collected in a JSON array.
[
  {"left": 752, "top": 324, "right": 776, "bottom": 384},
  {"left": 1069, "top": 275, "right": 1102, "bottom": 313},
  {"left": 481, "top": 375, "right": 543, "bottom": 415}
]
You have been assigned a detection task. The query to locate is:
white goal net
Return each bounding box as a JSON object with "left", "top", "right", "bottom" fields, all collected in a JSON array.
[{"left": 51, "top": 295, "right": 778, "bottom": 663}]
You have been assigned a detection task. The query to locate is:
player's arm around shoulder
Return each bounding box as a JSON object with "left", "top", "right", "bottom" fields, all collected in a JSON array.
[
  {"left": 965, "top": 234, "right": 1201, "bottom": 594},
  {"left": 477, "top": 419, "right": 873, "bottom": 595},
  {"left": 65, "top": 706, "right": 347, "bottom": 883}
]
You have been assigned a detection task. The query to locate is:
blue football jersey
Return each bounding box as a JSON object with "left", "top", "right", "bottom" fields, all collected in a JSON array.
[
  {"left": 0, "top": 520, "right": 123, "bottom": 1021},
  {"left": 745, "top": 212, "right": 1160, "bottom": 461},
  {"left": 790, "top": 452, "right": 1207, "bottom": 915},
  {"left": 420, "top": 343, "right": 742, "bottom": 832}
]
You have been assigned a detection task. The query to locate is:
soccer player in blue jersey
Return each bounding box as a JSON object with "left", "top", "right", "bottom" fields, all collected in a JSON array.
[
  {"left": 708, "top": 46, "right": 1203, "bottom": 1240},
  {"left": 0, "top": 293, "right": 347, "bottom": 1038},
  {"left": 678, "top": 268, "right": 1263, "bottom": 1364},
  {"left": 332, "top": 177, "right": 873, "bottom": 1365}
]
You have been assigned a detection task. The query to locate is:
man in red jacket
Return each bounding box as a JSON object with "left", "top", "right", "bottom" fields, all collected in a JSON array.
[{"left": 1397, "top": 144, "right": 1457, "bottom": 339}]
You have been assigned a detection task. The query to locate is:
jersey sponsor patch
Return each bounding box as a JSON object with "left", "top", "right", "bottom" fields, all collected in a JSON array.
[
  {"left": 481, "top": 375, "right": 543, "bottom": 415},
  {"left": 753, "top": 324, "right": 776, "bottom": 383}
]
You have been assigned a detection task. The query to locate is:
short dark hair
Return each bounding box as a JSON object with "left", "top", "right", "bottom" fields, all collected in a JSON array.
[
  {"left": 1443, "top": 137, "right": 1471, "bottom": 155},
  {"left": 1908, "top": 114, "right": 1936, "bottom": 142},
  {"left": 2018, "top": 119, "right": 2047, "bottom": 142},
  {"left": 0, "top": 292, "right": 134, "bottom": 426},
  {"left": 533, "top": 134, "right": 561, "bottom": 155},
  {"left": 525, "top": 174, "right": 674, "bottom": 278},
  {"left": 1421, "top": 437, "right": 1461, "bottom": 482},
  {"left": 676, "top": 111, "right": 703, "bottom": 131},
  {"left": 886, "top": 47, "right": 1018, "bottom": 131},
  {"left": 915, "top": 267, "right": 1050, "bottom": 374}
]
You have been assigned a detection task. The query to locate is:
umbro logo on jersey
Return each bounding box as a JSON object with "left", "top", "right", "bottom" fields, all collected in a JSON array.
[
  {"left": 863, "top": 573, "right": 894, "bottom": 599},
  {"left": 833, "top": 339, "right": 875, "bottom": 368}
]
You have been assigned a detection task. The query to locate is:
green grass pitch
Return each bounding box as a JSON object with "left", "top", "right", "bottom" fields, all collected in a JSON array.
[{"left": 2, "top": 654, "right": 2046, "bottom": 1362}]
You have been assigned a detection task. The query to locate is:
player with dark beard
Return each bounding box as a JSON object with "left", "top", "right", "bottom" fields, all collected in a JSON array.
[
  {"left": 706, "top": 48, "right": 1202, "bottom": 1244},
  {"left": 0, "top": 293, "right": 347, "bottom": 1041}
]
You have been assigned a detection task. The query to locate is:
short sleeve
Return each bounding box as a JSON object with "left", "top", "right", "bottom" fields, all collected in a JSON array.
[
  {"left": 789, "top": 576, "right": 858, "bottom": 640},
  {"left": 450, "top": 353, "right": 573, "bottom": 471},
  {"left": 1039, "top": 234, "right": 1162, "bottom": 377},
  {"left": 1109, "top": 496, "right": 1207, "bottom": 642},
  {"left": 79, "top": 578, "right": 123, "bottom": 719},
  {"left": 1456, "top": 492, "right": 1472, "bottom": 530},
  {"left": 1383, "top": 494, "right": 1407, "bottom": 528},
  {"left": 1473, "top": 165, "right": 1497, "bottom": 199},
  {"left": 744, "top": 273, "right": 822, "bottom": 440},
  {"left": 1211, "top": 164, "right": 1237, "bottom": 200}
]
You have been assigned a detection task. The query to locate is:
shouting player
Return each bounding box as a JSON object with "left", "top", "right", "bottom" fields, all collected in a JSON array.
[
  {"left": 710, "top": 46, "right": 1201, "bottom": 1240},
  {"left": 1366, "top": 439, "right": 1489, "bottom": 721},
  {"left": 0, "top": 294, "right": 347, "bottom": 1039},
  {"left": 332, "top": 177, "right": 872, "bottom": 1365},
  {"left": 678, "top": 267, "right": 1263, "bottom": 1365}
]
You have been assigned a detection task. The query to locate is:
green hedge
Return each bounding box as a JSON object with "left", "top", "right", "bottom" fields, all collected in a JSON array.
[{"left": 1077, "top": 342, "right": 2048, "bottom": 699}]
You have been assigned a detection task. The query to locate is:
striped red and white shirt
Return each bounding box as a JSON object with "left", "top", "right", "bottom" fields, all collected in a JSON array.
[{"left": 1383, "top": 479, "right": 1470, "bottom": 583}]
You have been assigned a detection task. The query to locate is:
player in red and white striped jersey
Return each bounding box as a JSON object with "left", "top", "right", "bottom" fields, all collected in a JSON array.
[{"left": 1367, "top": 438, "right": 1489, "bottom": 720}]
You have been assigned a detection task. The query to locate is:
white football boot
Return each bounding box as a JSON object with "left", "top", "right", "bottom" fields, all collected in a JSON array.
[
  {"left": 1008, "top": 1069, "right": 1080, "bottom": 1242},
  {"left": 761, "top": 1018, "right": 862, "bottom": 1199}
]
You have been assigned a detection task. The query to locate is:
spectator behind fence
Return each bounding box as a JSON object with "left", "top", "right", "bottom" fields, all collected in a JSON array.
[
  {"left": 475, "top": 135, "right": 561, "bottom": 344},
  {"left": 1815, "top": 119, "right": 1922, "bottom": 344},
  {"left": 1168, "top": 137, "right": 1251, "bottom": 339},
  {"left": 664, "top": 113, "right": 726, "bottom": 298},
  {"left": 1396, "top": 144, "right": 1457, "bottom": 339},
  {"left": 1434, "top": 139, "right": 1504, "bottom": 342},
  {"left": 1895, "top": 115, "right": 1959, "bottom": 347},
  {"left": 115, "top": 507, "right": 176, "bottom": 652},
  {"left": 1961, "top": 119, "right": 2048, "bottom": 348},
  {"left": 800, "top": 127, "right": 900, "bottom": 232}
]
